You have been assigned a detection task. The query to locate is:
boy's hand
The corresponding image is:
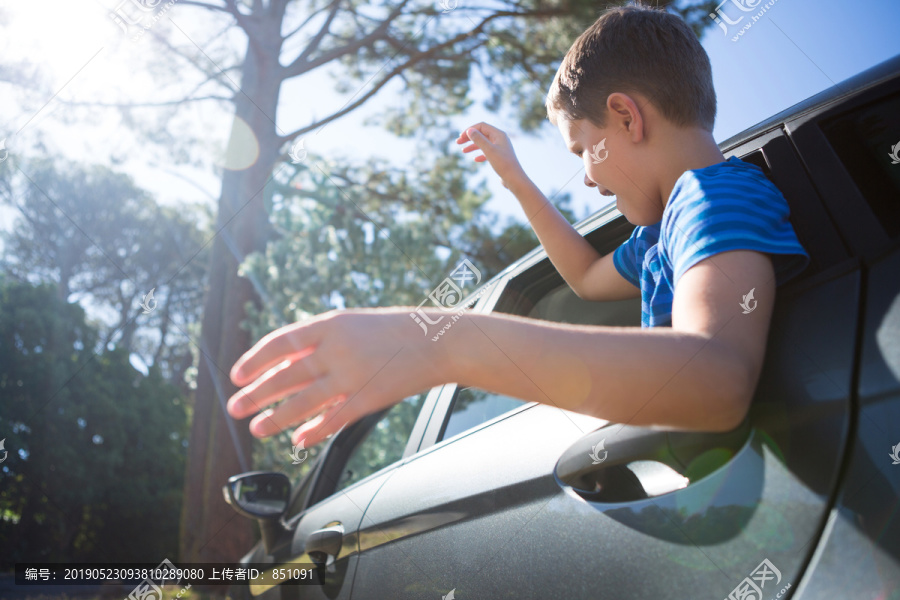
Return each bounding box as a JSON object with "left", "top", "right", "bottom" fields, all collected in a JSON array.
[
  {"left": 457, "top": 123, "right": 530, "bottom": 190},
  {"left": 226, "top": 309, "right": 449, "bottom": 448}
]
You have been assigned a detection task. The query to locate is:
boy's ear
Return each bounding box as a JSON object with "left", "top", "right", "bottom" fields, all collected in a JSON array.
[{"left": 606, "top": 92, "right": 644, "bottom": 143}]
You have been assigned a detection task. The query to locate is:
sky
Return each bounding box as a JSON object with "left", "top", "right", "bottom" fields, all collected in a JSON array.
[{"left": 1, "top": 0, "right": 899, "bottom": 237}]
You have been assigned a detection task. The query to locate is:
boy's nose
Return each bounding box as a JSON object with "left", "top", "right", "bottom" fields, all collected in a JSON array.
[{"left": 583, "top": 174, "right": 597, "bottom": 187}]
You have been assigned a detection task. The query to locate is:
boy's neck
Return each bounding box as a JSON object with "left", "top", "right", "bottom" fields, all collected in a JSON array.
[{"left": 657, "top": 128, "right": 726, "bottom": 211}]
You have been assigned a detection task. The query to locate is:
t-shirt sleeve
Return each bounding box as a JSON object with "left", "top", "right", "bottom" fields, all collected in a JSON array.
[
  {"left": 664, "top": 177, "right": 811, "bottom": 288},
  {"left": 613, "top": 226, "right": 643, "bottom": 288}
]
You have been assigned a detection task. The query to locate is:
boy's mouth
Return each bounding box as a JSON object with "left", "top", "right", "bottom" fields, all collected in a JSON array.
[{"left": 597, "top": 185, "right": 615, "bottom": 197}]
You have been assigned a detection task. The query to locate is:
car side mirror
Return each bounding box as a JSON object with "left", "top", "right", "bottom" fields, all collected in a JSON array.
[{"left": 223, "top": 471, "right": 291, "bottom": 520}]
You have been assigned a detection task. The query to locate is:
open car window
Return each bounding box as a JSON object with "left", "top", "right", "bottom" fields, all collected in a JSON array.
[
  {"left": 333, "top": 392, "right": 428, "bottom": 493},
  {"left": 438, "top": 276, "right": 641, "bottom": 442}
]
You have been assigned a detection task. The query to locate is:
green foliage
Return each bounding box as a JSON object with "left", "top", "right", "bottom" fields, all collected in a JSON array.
[
  {"left": 477, "top": 0, "right": 723, "bottom": 131},
  {"left": 0, "top": 277, "right": 188, "bottom": 566},
  {"left": 0, "top": 157, "right": 210, "bottom": 393},
  {"left": 243, "top": 150, "right": 477, "bottom": 340},
  {"left": 241, "top": 146, "right": 581, "bottom": 474},
  {"left": 353, "top": 0, "right": 721, "bottom": 137},
  {"left": 243, "top": 146, "right": 579, "bottom": 335}
]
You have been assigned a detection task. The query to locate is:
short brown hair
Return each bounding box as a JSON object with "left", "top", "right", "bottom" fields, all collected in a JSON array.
[{"left": 547, "top": 4, "right": 716, "bottom": 131}]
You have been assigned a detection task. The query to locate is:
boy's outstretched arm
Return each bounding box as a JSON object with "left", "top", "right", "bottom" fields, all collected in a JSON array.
[
  {"left": 227, "top": 248, "right": 775, "bottom": 445},
  {"left": 458, "top": 123, "right": 639, "bottom": 301}
]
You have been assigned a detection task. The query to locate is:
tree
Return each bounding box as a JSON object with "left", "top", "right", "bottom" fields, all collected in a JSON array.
[
  {"left": 0, "top": 158, "right": 210, "bottom": 396},
  {"left": 240, "top": 148, "right": 580, "bottom": 340},
  {"left": 0, "top": 277, "right": 188, "bottom": 566},
  {"left": 157, "top": 0, "right": 618, "bottom": 564},
  {"left": 9, "top": 0, "right": 718, "bottom": 562},
  {"left": 238, "top": 147, "right": 581, "bottom": 477}
]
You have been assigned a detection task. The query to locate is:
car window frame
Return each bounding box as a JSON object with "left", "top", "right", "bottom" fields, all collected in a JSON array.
[
  {"left": 786, "top": 68, "right": 900, "bottom": 258},
  {"left": 721, "top": 128, "right": 849, "bottom": 275},
  {"left": 416, "top": 206, "right": 632, "bottom": 452},
  {"left": 329, "top": 391, "right": 431, "bottom": 494},
  {"left": 284, "top": 393, "right": 434, "bottom": 519},
  {"left": 283, "top": 453, "right": 323, "bottom": 525}
]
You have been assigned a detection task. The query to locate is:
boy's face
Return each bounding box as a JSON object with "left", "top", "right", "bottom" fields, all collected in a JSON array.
[
  {"left": 556, "top": 116, "right": 615, "bottom": 194},
  {"left": 555, "top": 113, "right": 660, "bottom": 226}
]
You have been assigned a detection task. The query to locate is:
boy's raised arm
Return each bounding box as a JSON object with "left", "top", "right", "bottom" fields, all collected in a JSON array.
[{"left": 458, "top": 123, "right": 638, "bottom": 301}]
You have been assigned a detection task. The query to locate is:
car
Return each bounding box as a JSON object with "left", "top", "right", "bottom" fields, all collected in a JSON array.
[{"left": 222, "top": 53, "right": 900, "bottom": 600}]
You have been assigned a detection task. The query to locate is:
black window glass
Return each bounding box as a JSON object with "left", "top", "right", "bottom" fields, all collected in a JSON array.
[{"left": 821, "top": 93, "right": 900, "bottom": 239}]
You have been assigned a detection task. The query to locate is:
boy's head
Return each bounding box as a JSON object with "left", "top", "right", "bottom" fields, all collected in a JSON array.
[
  {"left": 546, "top": 5, "right": 716, "bottom": 131},
  {"left": 546, "top": 5, "right": 719, "bottom": 224}
]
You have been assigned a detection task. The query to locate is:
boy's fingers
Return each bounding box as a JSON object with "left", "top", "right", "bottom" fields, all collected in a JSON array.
[
  {"left": 226, "top": 359, "right": 290, "bottom": 418},
  {"left": 290, "top": 394, "right": 353, "bottom": 447},
  {"left": 466, "top": 127, "right": 486, "bottom": 142},
  {"left": 458, "top": 123, "right": 504, "bottom": 151},
  {"left": 227, "top": 355, "right": 325, "bottom": 419},
  {"left": 466, "top": 122, "right": 496, "bottom": 137},
  {"left": 465, "top": 128, "right": 494, "bottom": 155},
  {"left": 230, "top": 321, "right": 322, "bottom": 386},
  {"left": 249, "top": 378, "right": 339, "bottom": 438}
]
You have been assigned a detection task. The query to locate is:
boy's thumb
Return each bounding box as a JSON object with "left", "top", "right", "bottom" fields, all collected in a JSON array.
[{"left": 467, "top": 128, "right": 494, "bottom": 155}]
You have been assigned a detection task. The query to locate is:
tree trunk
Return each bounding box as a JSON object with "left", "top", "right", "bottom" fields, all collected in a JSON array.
[{"left": 179, "top": 23, "right": 283, "bottom": 564}]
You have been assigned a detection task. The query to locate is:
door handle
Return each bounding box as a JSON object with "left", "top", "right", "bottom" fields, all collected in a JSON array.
[
  {"left": 306, "top": 523, "right": 344, "bottom": 566},
  {"left": 554, "top": 419, "right": 751, "bottom": 501}
]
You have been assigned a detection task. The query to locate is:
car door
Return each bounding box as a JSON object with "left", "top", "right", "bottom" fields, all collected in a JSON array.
[
  {"left": 782, "top": 71, "right": 900, "bottom": 599},
  {"left": 234, "top": 390, "right": 434, "bottom": 600},
  {"left": 348, "top": 127, "right": 860, "bottom": 599}
]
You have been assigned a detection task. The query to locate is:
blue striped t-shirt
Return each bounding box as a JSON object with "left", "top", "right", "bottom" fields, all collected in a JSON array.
[{"left": 613, "top": 156, "right": 810, "bottom": 328}]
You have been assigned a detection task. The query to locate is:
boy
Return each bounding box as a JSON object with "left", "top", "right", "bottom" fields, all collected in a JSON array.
[{"left": 226, "top": 5, "right": 809, "bottom": 447}]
